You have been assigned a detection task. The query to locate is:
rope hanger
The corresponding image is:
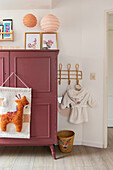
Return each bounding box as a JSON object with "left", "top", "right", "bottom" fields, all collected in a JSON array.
[{"left": 0, "top": 72, "right": 29, "bottom": 88}]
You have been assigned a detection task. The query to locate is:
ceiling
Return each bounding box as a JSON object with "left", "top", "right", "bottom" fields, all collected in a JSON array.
[{"left": 0, "top": 0, "right": 54, "bottom": 10}]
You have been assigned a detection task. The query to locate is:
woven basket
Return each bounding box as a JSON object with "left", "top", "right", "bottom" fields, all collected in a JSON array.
[{"left": 57, "top": 130, "right": 75, "bottom": 153}]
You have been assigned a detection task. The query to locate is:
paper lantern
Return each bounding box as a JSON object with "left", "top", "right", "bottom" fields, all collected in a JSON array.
[
  {"left": 40, "top": 14, "right": 60, "bottom": 32},
  {"left": 23, "top": 14, "right": 37, "bottom": 27}
]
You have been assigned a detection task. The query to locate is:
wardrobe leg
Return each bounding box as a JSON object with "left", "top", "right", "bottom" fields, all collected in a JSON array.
[{"left": 50, "top": 144, "right": 56, "bottom": 159}]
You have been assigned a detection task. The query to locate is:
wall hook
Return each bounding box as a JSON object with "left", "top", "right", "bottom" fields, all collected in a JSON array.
[
  {"left": 59, "top": 63, "right": 62, "bottom": 85},
  {"left": 75, "top": 64, "right": 79, "bottom": 85},
  {"left": 67, "top": 64, "right": 71, "bottom": 85}
]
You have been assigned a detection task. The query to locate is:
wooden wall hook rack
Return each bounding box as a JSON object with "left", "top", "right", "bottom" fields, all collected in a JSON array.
[{"left": 57, "top": 63, "right": 82, "bottom": 85}]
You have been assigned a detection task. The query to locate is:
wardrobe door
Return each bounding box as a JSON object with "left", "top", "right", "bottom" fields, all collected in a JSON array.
[
  {"left": 9, "top": 51, "right": 57, "bottom": 96},
  {"left": 0, "top": 52, "right": 9, "bottom": 87},
  {"left": 10, "top": 50, "right": 58, "bottom": 144}
]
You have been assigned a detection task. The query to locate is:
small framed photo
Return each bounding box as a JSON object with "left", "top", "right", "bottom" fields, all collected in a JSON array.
[
  {"left": 3, "top": 19, "right": 13, "bottom": 29},
  {"left": 0, "top": 25, "right": 3, "bottom": 40},
  {"left": 41, "top": 32, "right": 57, "bottom": 49},
  {"left": 3, "top": 19, "right": 13, "bottom": 39},
  {"left": 0, "top": 21, "right": 3, "bottom": 26},
  {"left": 25, "top": 32, "right": 41, "bottom": 49}
]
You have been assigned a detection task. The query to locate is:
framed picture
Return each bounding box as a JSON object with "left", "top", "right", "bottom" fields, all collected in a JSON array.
[
  {"left": 25, "top": 32, "right": 40, "bottom": 49},
  {"left": 3, "top": 19, "right": 13, "bottom": 29},
  {"left": 0, "top": 25, "right": 3, "bottom": 40},
  {"left": 41, "top": 32, "right": 57, "bottom": 49},
  {"left": 0, "top": 21, "right": 3, "bottom": 26},
  {"left": 3, "top": 20, "right": 12, "bottom": 39}
]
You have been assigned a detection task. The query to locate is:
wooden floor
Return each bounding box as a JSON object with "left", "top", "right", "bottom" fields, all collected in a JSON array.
[{"left": 0, "top": 128, "right": 113, "bottom": 170}]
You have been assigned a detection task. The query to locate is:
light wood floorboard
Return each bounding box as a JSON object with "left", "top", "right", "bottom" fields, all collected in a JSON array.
[{"left": 0, "top": 128, "right": 113, "bottom": 170}]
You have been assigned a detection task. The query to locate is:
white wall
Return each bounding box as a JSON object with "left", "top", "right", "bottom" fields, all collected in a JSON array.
[
  {"left": 54, "top": 0, "right": 113, "bottom": 147},
  {"left": 80, "top": 0, "right": 105, "bottom": 147},
  {"left": 52, "top": 0, "right": 83, "bottom": 145},
  {"left": 1, "top": 0, "right": 113, "bottom": 147},
  {"left": 53, "top": 0, "right": 105, "bottom": 147},
  {"left": 107, "top": 15, "right": 113, "bottom": 127}
]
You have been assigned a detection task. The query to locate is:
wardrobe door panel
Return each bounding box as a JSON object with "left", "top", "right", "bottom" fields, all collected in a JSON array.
[
  {"left": 0, "top": 52, "right": 9, "bottom": 87},
  {"left": 31, "top": 97, "right": 57, "bottom": 143},
  {"left": 31, "top": 103, "right": 51, "bottom": 138},
  {"left": 10, "top": 51, "right": 57, "bottom": 98},
  {"left": 9, "top": 51, "right": 58, "bottom": 143},
  {"left": 13, "top": 57, "right": 50, "bottom": 92}
]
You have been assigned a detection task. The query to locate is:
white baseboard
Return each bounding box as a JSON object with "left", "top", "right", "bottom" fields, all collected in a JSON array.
[
  {"left": 73, "top": 140, "right": 82, "bottom": 145},
  {"left": 81, "top": 140, "right": 104, "bottom": 148},
  {"left": 108, "top": 125, "right": 113, "bottom": 127},
  {"left": 108, "top": 119, "right": 113, "bottom": 127},
  {"left": 73, "top": 140, "right": 104, "bottom": 148}
]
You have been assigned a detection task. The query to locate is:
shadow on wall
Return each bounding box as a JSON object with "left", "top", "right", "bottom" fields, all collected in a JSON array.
[
  {"left": 52, "top": 0, "right": 72, "bottom": 8},
  {"left": 52, "top": 0, "right": 73, "bottom": 9},
  {"left": 52, "top": 0, "right": 62, "bottom": 8}
]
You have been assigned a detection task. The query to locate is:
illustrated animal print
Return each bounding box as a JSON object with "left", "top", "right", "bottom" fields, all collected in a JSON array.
[
  {"left": 28, "top": 38, "right": 37, "bottom": 49},
  {"left": 43, "top": 40, "right": 53, "bottom": 49},
  {"left": 0, "top": 95, "right": 29, "bottom": 132},
  {"left": 59, "top": 138, "right": 71, "bottom": 151}
]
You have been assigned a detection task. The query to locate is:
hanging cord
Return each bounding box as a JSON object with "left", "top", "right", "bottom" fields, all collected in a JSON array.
[{"left": 0, "top": 72, "right": 29, "bottom": 88}]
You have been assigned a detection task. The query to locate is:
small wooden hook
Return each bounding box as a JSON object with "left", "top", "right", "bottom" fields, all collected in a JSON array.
[
  {"left": 75, "top": 64, "right": 79, "bottom": 71},
  {"left": 75, "top": 64, "right": 79, "bottom": 85},
  {"left": 67, "top": 64, "right": 71, "bottom": 70},
  {"left": 75, "top": 64, "right": 81, "bottom": 91},
  {"left": 59, "top": 63, "right": 62, "bottom": 70},
  {"left": 59, "top": 64, "right": 62, "bottom": 85},
  {"left": 67, "top": 64, "right": 71, "bottom": 85}
]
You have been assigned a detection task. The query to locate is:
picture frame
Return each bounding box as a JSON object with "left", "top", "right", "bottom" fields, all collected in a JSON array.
[
  {"left": 0, "top": 25, "right": 3, "bottom": 40},
  {"left": 0, "top": 21, "right": 3, "bottom": 26},
  {"left": 25, "top": 32, "right": 41, "bottom": 49},
  {"left": 41, "top": 32, "right": 57, "bottom": 50},
  {"left": 3, "top": 20, "right": 12, "bottom": 39},
  {"left": 3, "top": 19, "right": 13, "bottom": 29}
]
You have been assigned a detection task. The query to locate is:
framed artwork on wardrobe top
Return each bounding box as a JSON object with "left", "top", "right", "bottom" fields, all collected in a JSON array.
[
  {"left": 41, "top": 32, "right": 57, "bottom": 50},
  {"left": 25, "top": 32, "right": 41, "bottom": 50}
]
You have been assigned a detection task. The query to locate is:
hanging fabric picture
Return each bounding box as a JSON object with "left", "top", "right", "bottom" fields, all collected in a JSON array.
[
  {"left": 0, "top": 72, "right": 32, "bottom": 139},
  {"left": 0, "top": 87, "right": 31, "bottom": 138}
]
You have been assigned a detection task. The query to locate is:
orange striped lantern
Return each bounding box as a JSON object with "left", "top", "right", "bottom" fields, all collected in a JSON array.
[
  {"left": 23, "top": 14, "right": 37, "bottom": 27},
  {"left": 40, "top": 14, "right": 60, "bottom": 32}
]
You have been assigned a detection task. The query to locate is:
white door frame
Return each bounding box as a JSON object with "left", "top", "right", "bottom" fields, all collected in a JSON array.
[{"left": 104, "top": 9, "right": 113, "bottom": 148}]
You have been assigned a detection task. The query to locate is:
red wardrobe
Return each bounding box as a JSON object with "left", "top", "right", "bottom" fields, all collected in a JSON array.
[{"left": 0, "top": 50, "right": 59, "bottom": 159}]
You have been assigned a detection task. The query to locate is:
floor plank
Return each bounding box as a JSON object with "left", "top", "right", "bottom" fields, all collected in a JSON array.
[{"left": 0, "top": 128, "right": 112, "bottom": 170}]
